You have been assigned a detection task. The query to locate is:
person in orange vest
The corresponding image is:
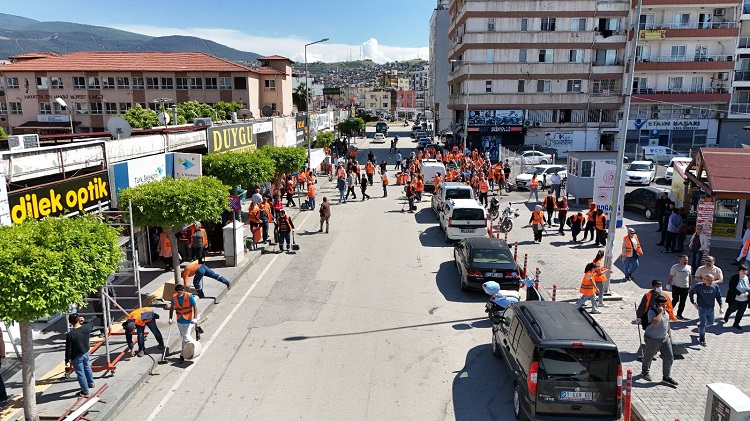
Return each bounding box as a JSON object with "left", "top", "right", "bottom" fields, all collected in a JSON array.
[
  {"left": 286, "top": 178, "right": 296, "bottom": 207},
  {"left": 306, "top": 182, "right": 317, "bottom": 210},
  {"left": 592, "top": 250, "right": 613, "bottom": 307},
  {"left": 433, "top": 172, "right": 443, "bottom": 191},
  {"left": 575, "top": 262, "right": 601, "bottom": 313},
  {"left": 594, "top": 209, "right": 608, "bottom": 246},
  {"left": 381, "top": 170, "right": 389, "bottom": 197},
  {"left": 582, "top": 202, "right": 597, "bottom": 241},
  {"left": 566, "top": 211, "right": 585, "bottom": 242},
  {"left": 259, "top": 197, "right": 274, "bottom": 243},
  {"left": 414, "top": 174, "right": 425, "bottom": 202},
  {"left": 189, "top": 222, "right": 208, "bottom": 264},
  {"left": 181, "top": 260, "right": 231, "bottom": 298},
  {"left": 365, "top": 161, "right": 375, "bottom": 186},
  {"left": 487, "top": 165, "right": 496, "bottom": 191},
  {"left": 529, "top": 205, "right": 546, "bottom": 243},
  {"left": 124, "top": 307, "right": 165, "bottom": 357},
  {"left": 620, "top": 227, "right": 643, "bottom": 281},
  {"left": 636, "top": 279, "right": 677, "bottom": 322},
  {"left": 478, "top": 174, "right": 490, "bottom": 207},
  {"left": 528, "top": 174, "right": 540, "bottom": 203},
  {"left": 297, "top": 171, "right": 307, "bottom": 192},
  {"left": 157, "top": 230, "right": 173, "bottom": 271},
  {"left": 168, "top": 284, "right": 198, "bottom": 363}
]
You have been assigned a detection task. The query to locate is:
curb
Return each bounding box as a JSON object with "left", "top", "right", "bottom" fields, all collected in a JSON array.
[{"left": 631, "top": 395, "right": 658, "bottom": 421}]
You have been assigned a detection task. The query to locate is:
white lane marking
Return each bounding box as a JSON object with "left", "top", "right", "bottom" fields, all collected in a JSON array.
[{"left": 145, "top": 209, "right": 315, "bottom": 421}]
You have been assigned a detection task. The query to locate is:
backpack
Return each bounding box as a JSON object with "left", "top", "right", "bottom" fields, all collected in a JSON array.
[
  {"left": 192, "top": 229, "right": 204, "bottom": 246},
  {"left": 640, "top": 307, "right": 653, "bottom": 330}
]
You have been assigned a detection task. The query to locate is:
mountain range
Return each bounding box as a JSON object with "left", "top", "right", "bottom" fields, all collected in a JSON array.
[{"left": 0, "top": 13, "right": 262, "bottom": 63}]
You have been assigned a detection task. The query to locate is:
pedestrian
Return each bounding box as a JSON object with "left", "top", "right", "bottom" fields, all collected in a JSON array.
[
  {"left": 724, "top": 264, "right": 749, "bottom": 330},
  {"left": 556, "top": 196, "right": 568, "bottom": 235},
  {"left": 575, "top": 262, "right": 601, "bottom": 314},
  {"left": 639, "top": 294, "right": 678, "bottom": 386},
  {"left": 394, "top": 150, "right": 402, "bottom": 171},
  {"left": 695, "top": 255, "right": 724, "bottom": 284},
  {"left": 189, "top": 222, "right": 207, "bottom": 264},
  {"left": 272, "top": 194, "right": 283, "bottom": 221},
  {"left": 337, "top": 173, "right": 347, "bottom": 204},
  {"left": 157, "top": 229, "right": 173, "bottom": 271},
  {"left": 478, "top": 174, "right": 489, "bottom": 207},
  {"left": 657, "top": 202, "right": 675, "bottom": 246},
  {"left": 405, "top": 181, "right": 416, "bottom": 213},
  {"left": 582, "top": 202, "right": 597, "bottom": 242},
  {"left": 275, "top": 209, "right": 295, "bottom": 253},
  {"left": 123, "top": 307, "right": 165, "bottom": 357},
  {"left": 689, "top": 273, "right": 723, "bottom": 346},
  {"left": 360, "top": 174, "right": 371, "bottom": 200},
  {"left": 636, "top": 280, "right": 677, "bottom": 322},
  {"left": 549, "top": 170, "right": 562, "bottom": 199},
  {"left": 414, "top": 174, "right": 424, "bottom": 202},
  {"left": 285, "top": 179, "right": 296, "bottom": 207},
  {"left": 379, "top": 160, "right": 388, "bottom": 174},
  {"left": 594, "top": 209, "right": 607, "bottom": 246},
  {"left": 529, "top": 205, "right": 546, "bottom": 243},
  {"left": 674, "top": 209, "right": 688, "bottom": 253},
  {"left": 654, "top": 192, "right": 670, "bottom": 233},
  {"left": 168, "top": 284, "right": 198, "bottom": 363},
  {"left": 306, "top": 182, "right": 317, "bottom": 210},
  {"left": 0, "top": 325, "right": 7, "bottom": 403},
  {"left": 592, "top": 250, "right": 613, "bottom": 307},
  {"left": 259, "top": 199, "right": 273, "bottom": 244},
  {"left": 666, "top": 254, "right": 692, "bottom": 320},
  {"left": 365, "top": 161, "right": 375, "bottom": 185},
  {"left": 567, "top": 211, "right": 585, "bottom": 242},
  {"left": 503, "top": 160, "right": 511, "bottom": 190},
  {"left": 543, "top": 190, "right": 556, "bottom": 227},
  {"left": 734, "top": 221, "right": 750, "bottom": 266},
  {"left": 527, "top": 174, "right": 540, "bottom": 203},
  {"left": 181, "top": 260, "right": 231, "bottom": 298},
  {"left": 381, "top": 171, "right": 389, "bottom": 197},
  {"left": 319, "top": 197, "right": 331, "bottom": 233},
  {"left": 663, "top": 207, "right": 682, "bottom": 253},
  {"left": 620, "top": 227, "right": 643, "bottom": 281},
  {"left": 65, "top": 314, "right": 96, "bottom": 397},
  {"left": 689, "top": 224, "right": 709, "bottom": 275},
  {"left": 251, "top": 187, "right": 263, "bottom": 205}
]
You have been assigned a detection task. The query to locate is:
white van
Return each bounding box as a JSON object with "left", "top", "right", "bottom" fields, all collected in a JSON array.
[
  {"left": 421, "top": 159, "right": 446, "bottom": 192},
  {"left": 641, "top": 146, "right": 687, "bottom": 164},
  {"left": 439, "top": 198, "right": 489, "bottom": 242}
]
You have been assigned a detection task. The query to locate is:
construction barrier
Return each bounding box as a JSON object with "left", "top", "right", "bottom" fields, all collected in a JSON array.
[
  {"left": 513, "top": 242, "right": 518, "bottom": 262},
  {"left": 534, "top": 268, "right": 540, "bottom": 291},
  {"left": 504, "top": 231, "right": 508, "bottom": 242}
]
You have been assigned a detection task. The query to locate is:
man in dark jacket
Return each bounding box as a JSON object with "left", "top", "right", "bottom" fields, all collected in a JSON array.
[
  {"left": 724, "top": 265, "right": 749, "bottom": 329},
  {"left": 654, "top": 192, "right": 671, "bottom": 233},
  {"left": 276, "top": 210, "right": 295, "bottom": 253},
  {"left": 65, "top": 314, "right": 95, "bottom": 397},
  {"left": 319, "top": 197, "right": 331, "bottom": 233}
]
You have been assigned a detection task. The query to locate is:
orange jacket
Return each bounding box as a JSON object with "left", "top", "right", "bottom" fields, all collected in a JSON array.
[
  {"left": 530, "top": 177, "right": 539, "bottom": 190},
  {"left": 381, "top": 174, "right": 389, "bottom": 185},
  {"left": 595, "top": 214, "right": 607, "bottom": 230},
  {"left": 172, "top": 293, "right": 195, "bottom": 321},
  {"left": 307, "top": 184, "right": 316, "bottom": 198},
  {"left": 128, "top": 307, "right": 156, "bottom": 327},
  {"left": 479, "top": 180, "right": 489, "bottom": 193},
  {"left": 158, "top": 232, "right": 172, "bottom": 257},
  {"left": 415, "top": 179, "right": 424, "bottom": 192},
  {"left": 189, "top": 227, "right": 208, "bottom": 247},
  {"left": 531, "top": 210, "right": 545, "bottom": 225},
  {"left": 181, "top": 261, "right": 201, "bottom": 286},
  {"left": 579, "top": 272, "right": 598, "bottom": 296},
  {"left": 592, "top": 260, "right": 606, "bottom": 283},
  {"left": 365, "top": 163, "right": 374, "bottom": 174},
  {"left": 622, "top": 234, "right": 643, "bottom": 257}
]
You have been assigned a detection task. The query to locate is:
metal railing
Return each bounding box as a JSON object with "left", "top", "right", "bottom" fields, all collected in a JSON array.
[
  {"left": 740, "top": 37, "right": 750, "bottom": 48},
  {"left": 592, "top": 60, "right": 624, "bottom": 66},
  {"left": 637, "top": 55, "right": 733, "bottom": 62},
  {"left": 730, "top": 103, "right": 750, "bottom": 113},
  {"left": 632, "top": 87, "right": 729, "bottom": 94},
  {"left": 640, "top": 22, "right": 738, "bottom": 30}
]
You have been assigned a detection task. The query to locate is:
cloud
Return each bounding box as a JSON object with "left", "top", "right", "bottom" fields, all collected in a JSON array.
[{"left": 110, "top": 25, "right": 428, "bottom": 64}]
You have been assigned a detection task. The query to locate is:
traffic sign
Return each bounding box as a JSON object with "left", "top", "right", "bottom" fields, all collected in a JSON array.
[{"left": 228, "top": 195, "right": 241, "bottom": 212}]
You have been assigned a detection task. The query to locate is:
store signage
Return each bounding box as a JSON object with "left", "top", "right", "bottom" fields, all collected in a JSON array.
[
  {"left": 8, "top": 171, "right": 110, "bottom": 224},
  {"left": 38, "top": 115, "right": 70, "bottom": 123},
  {"left": 632, "top": 119, "right": 708, "bottom": 131},
  {"left": 638, "top": 30, "right": 666, "bottom": 41},
  {"left": 109, "top": 153, "right": 171, "bottom": 208},
  {"left": 592, "top": 162, "right": 625, "bottom": 227},
  {"left": 173, "top": 153, "right": 202, "bottom": 180},
  {"left": 207, "top": 123, "right": 255, "bottom": 153},
  {"left": 0, "top": 158, "right": 11, "bottom": 226},
  {"left": 468, "top": 110, "right": 523, "bottom": 127},
  {"left": 696, "top": 200, "right": 715, "bottom": 260},
  {"left": 544, "top": 132, "right": 574, "bottom": 145},
  {"left": 253, "top": 121, "right": 272, "bottom": 134},
  {"left": 470, "top": 126, "right": 523, "bottom": 133},
  {"left": 296, "top": 115, "right": 307, "bottom": 143}
]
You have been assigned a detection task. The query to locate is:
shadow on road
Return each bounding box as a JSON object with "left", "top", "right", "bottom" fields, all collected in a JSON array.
[
  {"left": 419, "top": 226, "right": 450, "bottom": 248},
  {"left": 414, "top": 208, "right": 438, "bottom": 224},
  {"left": 435, "top": 261, "right": 487, "bottom": 303},
  {"left": 452, "top": 344, "right": 514, "bottom": 421},
  {"left": 281, "top": 316, "right": 486, "bottom": 341}
]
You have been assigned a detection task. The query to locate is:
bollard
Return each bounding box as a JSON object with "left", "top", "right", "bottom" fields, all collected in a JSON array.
[
  {"left": 504, "top": 231, "right": 508, "bottom": 243},
  {"left": 488, "top": 221, "right": 493, "bottom": 238},
  {"left": 534, "top": 268, "right": 540, "bottom": 291},
  {"left": 623, "top": 369, "right": 633, "bottom": 421},
  {"left": 514, "top": 242, "right": 518, "bottom": 262},
  {"left": 522, "top": 254, "right": 528, "bottom": 278},
  {"left": 552, "top": 284, "right": 557, "bottom": 302}
]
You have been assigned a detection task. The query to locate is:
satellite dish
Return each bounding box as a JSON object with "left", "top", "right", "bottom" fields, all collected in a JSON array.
[
  {"left": 261, "top": 106, "right": 273, "bottom": 117},
  {"left": 157, "top": 112, "right": 171, "bottom": 125},
  {"left": 106, "top": 116, "right": 132, "bottom": 139},
  {"left": 239, "top": 109, "right": 253, "bottom": 119}
]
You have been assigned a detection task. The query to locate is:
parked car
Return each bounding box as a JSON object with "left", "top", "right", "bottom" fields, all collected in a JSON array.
[
  {"left": 432, "top": 182, "right": 476, "bottom": 214},
  {"left": 513, "top": 144, "right": 559, "bottom": 160},
  {"left": 625, "top": 160, "right": 656, "bottom": 185},
  {"left": 417, "top": 137, "right": 431, "bottom": 150},
  {"left": 453, "top": 237, "right": 521, "bottom": 291},
  {"left": 513, "top": 150, "right": 552, "bottom": 165},
  {"left": 492, "top": 301, "right": 623, "bottom": 421},
  {"left": 438, "top": 198, "right": 488, "bottom": 242},
  {"left": 665, "top": 157, "right": 692, "bottom": 183},
  {"left": 372, "top": 133, "right": 386, "bottom": 143},
  {"left": 623, "top": 186, "right": 670, "bottom": 219},
  {"left": 515, "top": 165, "right": 567, "bottom": 190}
]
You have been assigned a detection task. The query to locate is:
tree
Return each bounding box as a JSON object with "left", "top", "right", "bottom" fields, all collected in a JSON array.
[
  {"left": 258, "top": 146, "right": 307, "bottom": 175},
  {"left": 118, "top": 177, "right": 228, "bottom": 282},
  {"left": 336, "top": 118, "right": 365, "bottom": 137},
  {"left": 213, "top": 101, "right": 243, "bottom": 120},
  {"left": 315, "top": 131, "right": 334, "bottom": 148},
  {"left": 121, "top": 104, "right": 159, "bottom": 129},
  {"left": 0, "top": 126, "right": 7, "bottom": 139},
  {"left": 293, "top": 83, "right": 310, "bottom": 112},
  {"left": 0, "top": 215, "right": 122, "bottom": 421},
  {"left": 177, "top": 101, "right": 214, "bottom": 124},
  {"left": 203, "top": 151, "right": 276, "bottom": 193}
]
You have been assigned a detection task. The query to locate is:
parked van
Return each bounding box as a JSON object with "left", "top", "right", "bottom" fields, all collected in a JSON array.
[
  {"left": 432, "top": 182, "right": 475, "bottom": 214},
  {"left": 421, "top": 159, "right": 446, "bottom": 192},
  {"left": 640, "top": 146, "right": 687, "bottom": 163},
  {"left": 439, "top": 198, "right": 488, "bottom": 242}
]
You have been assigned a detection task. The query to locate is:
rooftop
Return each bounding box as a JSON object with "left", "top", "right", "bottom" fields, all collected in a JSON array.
[{"left": 258, "top": 55, "right": 293, "bottom": 62}]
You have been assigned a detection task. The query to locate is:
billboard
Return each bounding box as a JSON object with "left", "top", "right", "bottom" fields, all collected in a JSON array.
[
  {"left": 207, "top": 122, "right": 256, "bottom": 153},
  {"left": 468, "top": 110, "right": 523, "bottom": 127}
]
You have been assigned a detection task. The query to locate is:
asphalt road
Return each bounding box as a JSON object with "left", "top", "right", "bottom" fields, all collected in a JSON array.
[{"left": 110, "top": 127, "right": 515, "bottom": 421}]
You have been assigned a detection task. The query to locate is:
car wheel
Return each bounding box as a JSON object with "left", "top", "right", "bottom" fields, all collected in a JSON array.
[
  {"left": 645, "top": 209, "right": 653, "bottom": 219},
  {"left": 445, "top": 231, "right": 452, "bottom": 243},
  {"left": 514, "top": 387, "right": 528, "bottom": 420},
  {"left": 460, "top": 275, "right": 469, "bottom": 291},
  {"left": 492, "top": 333, "right": 502, "bottom": 359},
  {"left": 539, "top": 160, "right": 547, "bottom": 165}
]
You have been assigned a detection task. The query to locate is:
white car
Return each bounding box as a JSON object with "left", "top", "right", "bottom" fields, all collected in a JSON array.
[
  {"left": 514, "top": 150, "right": 552, "bottom": 165},
  {"left": 665, "top": 157, "right": 692, "bottom": 182},
  {"left": 515, "top": 165, "right": 567, "bottom": 190},
  {"left": 373, "top": 133, "right": 386, "bottom": 143},
  {"left": 432, "top": 182, "right": 476, "bottom": 214},
  {"left": 438, "top": 198, "right": 488, "bottom": 242},
  {"left": 625, "top": 161, "right": 656, "bottom": 185}
]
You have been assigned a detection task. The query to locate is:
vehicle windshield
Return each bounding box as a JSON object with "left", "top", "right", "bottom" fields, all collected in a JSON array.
[
  {"left": 471, "top": 248, "right": 514, "bottom": 264},
  {"left": 452, "top": 208, "right": 485, "bottom": 220},
  {"left": 445, "top": 189, "right": 473, "bottom": 200},
  {"left": 628, "top": 164, "right": 650, "bottom": 171},
  {"left": 539, "top": 348, "right": 619, "bottom": 382},
  {"left": 525, "top": 167, "right": 547, "bottom": 175}
]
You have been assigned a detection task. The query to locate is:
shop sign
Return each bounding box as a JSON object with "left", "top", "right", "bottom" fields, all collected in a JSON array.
[
  {"left": 8, "top": 171, "right": 110, "bottom": 224},
  {"left": 711, "top": 222, "right": 736, "bottom": 238},
  {"left": 468, "top": 110, "right": 523, "bottom": 127},
  {"left": 296, "top": 115, "right": 307, "bottom": 143},
  {"left": 173, "top": 153, "right": 202, "bottom": 180},
  {"left": 544, "top": 132, "right": 574, "bottom": 145},
  {"left": 207, "top": 123, "right": 255, "bottom": 153},
  {"left": 0, "top": 159, "right": 11, "bottom": 226},
  {"left": 592, "top": 162, "right": 625, "bottom": 226},
  {"left": 638, "top": 30, "right": 666, "bottom": 41},
  {"left": 253, "top": 121, "right": 272, "bottom": 134},
  {"left": 632, "top": 119, "right": 708, "bottom": 131},
  {"left": 697, "top": 199, "right": 715, "bottom": 259},
  {"left": 109, "top": 154, "right": 169, "bottom": 208},
  {"left": 38, "top": 115, "right": 70, "bottom": 123}
]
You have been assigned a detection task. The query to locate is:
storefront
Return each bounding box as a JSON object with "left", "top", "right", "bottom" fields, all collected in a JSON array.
[
  {"left": 525, "top": 128, "right": 601, "bottom": 158},
  {"left": 464, "top": 109, "right": 524, "bottom": 161},
  {"left": 625, "top": 118, "right": 718, "bottom": 159}
]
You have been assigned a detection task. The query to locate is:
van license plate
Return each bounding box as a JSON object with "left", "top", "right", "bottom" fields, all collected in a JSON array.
[
  {"left": 461, "top": 229, "right": 475, "bottom": 233},
  {"left": 560, "top": 391, "right": 593, "bottom": 401}
]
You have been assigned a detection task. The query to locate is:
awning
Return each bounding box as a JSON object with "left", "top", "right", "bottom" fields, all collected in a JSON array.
[
  {"left": 308, "top": 148, "right": 327, "bottom": 169},
  {"left": 14, "top": 121, "right": 80, "bottom": 130},
  {"left": 686, "top": 147, "right": 750, "bottom": 199},
  {"left": 599, "top": 127, "right": 620, "bottom": 133}
]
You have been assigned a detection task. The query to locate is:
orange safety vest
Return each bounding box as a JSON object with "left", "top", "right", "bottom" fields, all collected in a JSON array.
[
  {"left": 381, "top": 174, "right": 389, "bottom": 185},
  {"left": 307, "top": 184, "right": 316, "bottom": 198},
  {"left": 643, "top": 290, "right": 677, "bottom": 320},
  {"left": 433, "top": 175, "right": 442, "bottom": 189},
  {"left": 623, "top": 234, "right": 643, "bottom": 257},
  {"left": 587, "top": 208, "right": 597, "bottom": 223},
  {"left": 158, "top": 232, "right": 172, "bottom": 254},
  {"left": 479, "top": 180, "right": 489, "bottom": 193},
  {"left": 336, "top": 167, "right": 346, "bottom": 180},
  {"left": 172, "top": 293, "right": 194, "bottom": 321},
  {"left": 530, "top": 177, "right": 539, "bottom": 190},
  {"left": 415, "top": 179, "right": 424, "bottom": 192},
  {"left": 532, "top": 210, "right": 545, "bottom": 225},
  {"left": 592, "top": 260, "right": 606, "bottom": 283},
  {"left": 248, "top": 207, "right": 261, "bottom": 224},
  {"left": 128, "top": 307, "right": 156, "bottom": 327},
  {"left": 741, "top": 238, "right": 750, "bottom": 259},
  {"left": 365, "top": 163, "right": 374, "bottom": 174},
  {"left": 595, "top": 214, "right": 607, "bottom": 230},
  {"left": 579, "top": 273, "right": 597, "bottom": 296},
  {"left": 189, "top": 227, "right": 208, "bottom": 247}
]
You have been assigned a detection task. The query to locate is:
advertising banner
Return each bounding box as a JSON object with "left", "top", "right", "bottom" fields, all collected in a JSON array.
[
  {"left": 8, "top": 170, "right": 110, "bottom": 224},
  {"left": 638, "top": 30, "right": 666, "bottom": 41},
  {"left": 296, "top": 114, "right": 307, "bottom": 145},
  {"left": 468, "top": 110, "right": 523, "bottom": 127},
  {"left": 0, "top": 158, "right": 11, "bottom": 226},
  {"left": 173, "top": 153, "right": 202, "bottom": 180},
  {"left": 697, "top": 199, "right": 715, "bottom": 260},
  {"left": 593, "top": 162, "right": 625, "bottom": 227},
  {"left": 207, "top": 123, "right": 255, "bottom": 153},
  {"left": 109, "top": 153, "right": 170, "bottom": 208}
]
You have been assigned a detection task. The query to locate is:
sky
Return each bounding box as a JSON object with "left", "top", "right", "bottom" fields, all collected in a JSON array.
[{"left": 4, "top": 0, "right": 435, "bottom": 63}]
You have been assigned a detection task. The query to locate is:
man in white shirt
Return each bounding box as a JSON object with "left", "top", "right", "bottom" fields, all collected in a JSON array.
[
  {"left": 689, "top": 225, "right": 709, "bottom": 275},
  {"left": 549, "top": 170, "right": 562, "bottom": 199},
  {"left": 250, "top": 188, "right": 263, "bottom": 205},
  {"left": 667, "top": 254, "right": 692, "bottom": 320}
]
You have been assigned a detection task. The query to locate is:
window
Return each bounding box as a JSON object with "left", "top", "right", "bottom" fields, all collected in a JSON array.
[
  {"left": 36, "top": 77, "right": 48, "bottom": 89},
  {"left": 569, "top": 49, "right": 584, "bottom": 63},
  {"left": 633, "top": 77, "right": 649, "bottom": 93},
  {"left": 53, "top": 102, "right": 63, "bottom": 114},
  {"left": 670, "top": 45, "right": 687, "bottom": 58},
  {"left": 50, "top": 77, "right": 63, "bottom": 89},
  {"left": 567, "top": 80, "right": 582, "bottom": 92},
  {"left": 73, "top": 77, "right": 85, "bottom": 89},
  {"left": 39, "top": 102, "right": 52, "bottom": 114},
  {"left": 161, "top": 77, "right": 174, "bottom": 89},
  {"left": 176, "top": 77, "right": 188, "bottom": 90},
  {"left": 519, "top": 49, "right": 527, "bottom": 63},
  {"left": 558, "top": 109, "right": 573, "bottom": 123},
  {"left": 132, "top": 77, "right": 144, "bottom": 89},
  {"left": 9, "top": 102, "right": 22, "bottom": 114},
  {"left": 571, "top": 18, "right": 586, "bottom": 31},
  {"left": 673, "top": 13, "right": 690, "bottom": 28},
  {"left": 0, "top": 103, "right": 6, "bottom": 114},
  {"left": 119, "top": 102, "right": 132, "bottom": 112},
  {"left": 691, "top": 76, "right": 704, "bottom": 91},
  {"left": 205, "top": 77, "right": 217, "bottom": 89},
  {"left": 537, "top": 80, "right": 551, "bottom": 92},
  {"left": 105, "top": 102, "right": 118, "bottom": 114},
  {"left": 116, "top": 77, "right": 129, "bottom": 89},
  {"left": 597, "top": 18, "right": 621, "bottom": 32},
  {"left": 102, "top": 77, "right": 115, "bottom": 89},
  {"left": 668, "top": 76, "right": 684, "bottom": 91},
  {"left": 488, "top": 18, "right": 496, "bottom": 32},
  {"left": 595, "top": 50, "right": 618, "bottom": 65},
  {"left": 518, "top": 80, "right": 525, "bottom": 93},
  {"left": 264, "top": 80, "right": 276, "bottom": 90},
  {"left": 219, "top": 77, "right": 232, "bottom": 90},
  {"left": 521, "top": 18, "right": 528, "bottom": 32},
  {"left": 146, "top": 77, "right": 159, "bottom": 89},
  {"left": 636, "top": 45, "right": 651, "bottom": 61},
  {"left": 486, "top": 49, "right": 494, "bottom": 63},
  {"left": 541, "top": 17, "right": 556, "bottom": 31},
  {"left": 6, "top": 77, "right": 19, "bottom": 89},
  {"left": 639, "top": 14, "right": 655, "bottom": 30},
  {"left": 539, "top": 49, "right": 553, "bottom": 63},
  {"left": 234, "top": 77, "right": 247, "bottom": 89},
  {"left": 90, "top": 102, "right": 103, "bottom": 115},
  {"left": 485, "top": 80, "right": 492, "bottom": 93},
  {"left": 592, "top": 79, "right": 618, "bottom": 94},
  {"left": 699, "top": 13, "right": 712, "bottom": 29},
  {"left": 695, "top": 45, "right": 708, "bottom": 61},
  {"left": 75, "top": 102, "right": 88, "bottom": 114},
  {"left": 190, "top": 77, "right": 202, "bottom": 89},
  {"left": 87, "top": 77, "right": 100, "bottom": 89}
]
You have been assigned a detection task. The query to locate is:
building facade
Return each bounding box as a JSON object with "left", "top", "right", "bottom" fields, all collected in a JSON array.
[
  {"left": 430, "top": 0, "right": 452, "bottom": 134},
  {"left": 396, "top": 89, "right": 417, "bottom": 119},
  {"left": 718, "top": 0, "right": 750, "bottom": 147}
]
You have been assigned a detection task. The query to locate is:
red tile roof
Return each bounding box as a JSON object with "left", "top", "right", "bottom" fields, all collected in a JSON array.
[
  {"left": 698, "top": 148, "right": 750, "bottom": 197},
  {"left": 255, "top": 66, "right": 286, "bottom": 75},
  {"left": 0, "top": 51, "right": 255, "bottom": 72},
  {"left": 9, "top": 52, "right": 60, "bottom": 60},
  {"left": 258, "top": 55, "right": 292, "bottom": 61}
]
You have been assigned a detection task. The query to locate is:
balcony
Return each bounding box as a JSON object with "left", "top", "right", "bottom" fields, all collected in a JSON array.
[
  {"left": 730, "top": 103, "right": 750, "bottom": 114},
  {"left": 631, "top": 88, "right": 731, "bottom": 103},
  {"left": 635, "top": 55, "right": 734, "bottom": 71},
  {"left": 640, "top": 0, "right": 738, "bottom": 6},
  {"left": 447, "top": 92, "right": 621, "bottom": 108},
  {"left": 639, "top": 22, "right": 739, "bottom": 38},
  {"left": 739, "top": 37, "right": 750, "bottom": 54}
]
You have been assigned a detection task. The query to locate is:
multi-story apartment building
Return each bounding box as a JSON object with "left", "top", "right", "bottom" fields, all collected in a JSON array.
[
  {"left": 340, "top": 86, "right": 393, "bottom": 114},
  {"left": 0, "top": 52, "right": 292, "bottom": 135},
  {"left": 396, "top": 89, "right": 417, "bottom": 119},
  {"left": 378, "top": 72, "right": 410, "bottom": 90},
  {"left": 430, "top": 0, "right": 452, "bottom": 133},
  {"left": 409, "top": 66, "right": 428, "bottom": 113},
  {"left": 721, "top": 0, "right": 750, "bottom": 146}
]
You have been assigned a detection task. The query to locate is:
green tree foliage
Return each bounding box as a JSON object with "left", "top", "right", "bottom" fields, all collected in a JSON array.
[
  {"left": 0, "top": 214, "right": 122, "bottom": 420},
  {"left": 213, "top": 101, "right": 243, "bottom": 120},
  {"left": 121, "top": 103, "right": 159, "bottom": 129},
  {"left": 293, "top": 83, "right": 310, "bottom": 112},
  {"left": 315, "top": 131, "right": 334, "bottom": 148},
  {"left": 203, "top": 151, "right": 276, "bottom": 190},
  {"left": 258, "top": 145, "right": 307, "bottom": 175},
  {"left": 118, "top": 176, "right": 228, "bottom": 281},
  {"left": 336, "top": 118, "right": 365, "bottom": 136},
  {"left": 177, "top": 101, "right": 214, "bottom": 124},
  {"left": 0, "top": 126, "right": 7, "bottom": 139}
]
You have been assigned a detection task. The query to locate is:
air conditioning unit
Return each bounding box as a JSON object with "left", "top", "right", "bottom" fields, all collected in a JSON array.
[
  {"left": 684, "top": 108, "right": 692, "bottom": 115},
  {"left": 714, "top": 8, "right": 726, "bottom": 16},
  {"left": 717, "top": 111, "right": 727, "bottom": 119},
  {"left": 717, "top": 72, "right": 729, "bottom": 81},
  {"left": 523, "top": 120, "right": 532, "bottom": 127},
  {"left": 651, "top": 105, "right": 660, "bottom": 111},
  {"left": 533, "top": 121, "right": 542, "bottom": 127},
  {"left": 652, "top": 112, "right": 660, "bottom": 119},
  {"left": 7, "top": 134, "right": 40, "bottom": 151},
  {"left": 193, "top": 118, "right": 213, "bottom": 127}
]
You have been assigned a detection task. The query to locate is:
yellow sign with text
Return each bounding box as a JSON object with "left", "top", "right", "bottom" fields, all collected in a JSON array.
[
  {"left": 638, "top": 30, "right": 666, "bottom": 41},
  {"left": 207, "top": 123, "right": 256, "bottom": 153}
]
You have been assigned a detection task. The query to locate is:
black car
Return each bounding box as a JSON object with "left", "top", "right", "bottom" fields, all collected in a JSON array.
[
  {"left": 624, "top": 186, "right": 670, "bottom": 219},
  {"left": 453, "top": 237, "right": 521, "bottom": 291},
  {"left": 492, "top": 301, "right": 623, "bottom": 420}
]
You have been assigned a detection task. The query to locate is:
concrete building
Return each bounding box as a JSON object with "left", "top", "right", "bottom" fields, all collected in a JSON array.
[
  {"left": 409, "top": 66, "right": 428, "bottom": 114},
  {"left": 719, "top": 0, "right": 750, "bottom": 147},
  {"left": 339, "top": 86, "right": 393, "bottom": 114},
  {"left": 378, "top": 71, "right": 409, "bottom": 90},
  {"left": 430, "top": 0, "right": 452, "bottom": 134},
  {"left": 396, "top": 89, "right": 417, "bottom": 119},
  {"left": 0, "top": 52, "right": 292, "bottom": 135}
]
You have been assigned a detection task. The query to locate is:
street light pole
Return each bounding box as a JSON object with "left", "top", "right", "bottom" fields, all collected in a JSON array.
[{"left": 305, "top": 37, "right": 330, "bottom": 171}]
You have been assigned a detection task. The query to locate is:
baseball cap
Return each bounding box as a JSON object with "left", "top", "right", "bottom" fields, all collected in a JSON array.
[{"left": 628, "top": 228, "right": 635, "bottom": 233}]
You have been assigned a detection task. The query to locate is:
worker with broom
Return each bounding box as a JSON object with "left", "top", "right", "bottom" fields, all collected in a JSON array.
[{"left": 169, "top": 284, "right": 198, "bottom": 363}]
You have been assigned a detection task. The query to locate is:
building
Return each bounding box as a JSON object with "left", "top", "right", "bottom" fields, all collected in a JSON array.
[
  {"left": 396, "top": 89, "right": 417, "bottom": 119},
  {"left": 446, "top": 0, "right": 630, "bottom": 159},
  {"left": 719, "top": 1, "right": 750, "bottom": 147},
  {"left": 340, "top": 86, "right": 393, "bottom": 114},
  {"left": 378, "top": 71, "right": 409, "bottom": 90},
  {"left": 430, "top": 0, "right": 452, "bottom": 134},
  {"left": 409, "top": 66, "right": 428, "bottom": 114},
  {"left": 0, "top": 52, "right": 292, "bottom": 134}
]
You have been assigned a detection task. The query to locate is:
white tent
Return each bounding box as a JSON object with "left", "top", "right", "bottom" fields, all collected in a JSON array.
[{"left": 308, "top": 148, "right": 327, "bottom": 169}]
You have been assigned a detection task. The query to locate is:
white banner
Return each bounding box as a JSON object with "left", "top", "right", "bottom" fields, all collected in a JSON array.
[
  {"left": 0, "top": 157, "right": 10, "bottom": 227},
  {"left": 127, "top": 154, "right": 166, "bottom": 187},
  {"left": 632, "top": 119, "right": 708, "bottom": 131},
  {"left": 173, "top": 153, "right": 202, "bottom": 180},
  {"left": 593, "top": 162, "right": 625, "bottom": 226}
]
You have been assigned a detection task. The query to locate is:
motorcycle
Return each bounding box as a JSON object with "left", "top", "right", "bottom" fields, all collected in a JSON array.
[
  {"left": 489, "top": 201, "right": 520, "bottom": 233},
  {"left": 482, "top": 281, "right": 520, "bottom": 322}
]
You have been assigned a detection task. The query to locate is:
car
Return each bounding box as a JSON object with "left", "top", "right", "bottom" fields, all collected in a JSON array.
[
  {"left": 665, "top": 157, "right": 692, "bottom": 183},
  {"left": 641, "top": 146, "right": 687, "bottom": 164},
  {"left": 514, "top": 165, "right": 567, "bottom": 190},
  {"left": 372, "top": 133, "right": 386, "bottom": 143},
  {"left": 513, "top": 150, "right": 552, "bottom": 165},
  {"left": 438, "top": 198, "right": 488, "bottom": 242},
  {"left": 420, "top": 160, "right": 446, "bottom": 193},
  {"left": 432, "top": 182, "right": 476, "bottom": 214},
  {"left": 624, "top": 186, "right": 670, "bottom": 219},
  {"left": 625, "top": 160, "right": 656, "bottom": 185},
  {"left": 492, "top": 301, "right": 623, "bottom": 421},
  {"left": 414, "top": 130, "right": 428, "bottom": 140},
  {"left": 417, "top": 137, "right": 431, "bottom": 150},
  {"left": 453, "top": 237, "right": 521, "bottom": 291},
  {"left": 512, "top": 144, "right": 560, "bottom": 160}
]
